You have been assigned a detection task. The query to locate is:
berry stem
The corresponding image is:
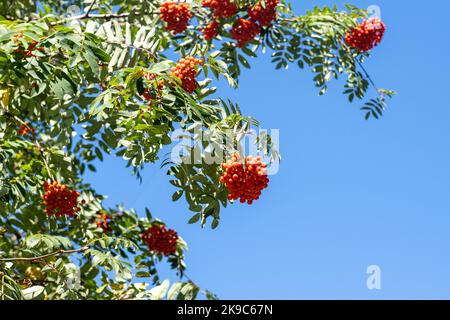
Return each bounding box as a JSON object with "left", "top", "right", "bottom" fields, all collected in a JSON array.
[
  {"left": 355, "top": 59, "right": 382, "bottom": 97},
  {"left": 339, "top": 38, "right": 384, "bottom": 100}
]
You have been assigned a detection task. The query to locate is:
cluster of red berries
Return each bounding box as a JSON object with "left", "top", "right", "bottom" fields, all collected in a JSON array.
[
  {"left": 202, "top": 21, "right": 220, "bottom": 41},
  {"left": 220, "top": 153, "right": 269, "bottom": 205},
  {"left": 13, "top": 33, "right": 44, "bottom": 57},
  {"left": 200, "top": 0, "right": 278, "bottom": 45},
  {"left": 202, "top": 0, "right": 238, "bottom": 19},
  {"left": 170, "top": 57, "right": 204, "bottom": 93},
  {"left": 160, "top": 1, "right": 192, "bottom": 34},
  {"left": 345, "top": 17, "right": 386, "bottom": 52},
  {"left": 142, "top": 73, "right": 165, "bottom": 102},
  {"left": 230, "top": 0, "right": 279, "bottom": 47},
  {"left": 141, "top": 224, "right": 178, "bottom": 256},
  {"left": 18, "top": 124, "right": 34, "bottom": 136},
  {"left": 42, "top": 181, "right": 81, "bottom": 217},
  {"left": 96, "top": 212, "right": 112, "bottom": 233},
  {"left": 15, "top": 48, "right": 36, "bottom": 57},
  {"left": 247, "top": 0, "right": 279, "bottom": 27},
  {"left": 230, "top": 18, "right": 261, "bottom": 47}
]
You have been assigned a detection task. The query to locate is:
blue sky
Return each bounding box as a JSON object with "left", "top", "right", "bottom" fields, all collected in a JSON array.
[{"left": 85, "top": 0, "right": 450, "bottom": 299}]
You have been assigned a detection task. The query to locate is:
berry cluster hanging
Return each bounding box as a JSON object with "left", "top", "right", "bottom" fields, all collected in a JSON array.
[
  {"left": 170, "top": 56, "right": 204, "bottom": 93},
  {"left": 230, "top": 18, "right": 261, "bottom": 48},
  {"left": 199, "top": 0, "right": 279, "bottom": 46},
  {"left": 220, "top": 153, "right": 269, "bottom": 205},
  {"left": 141, "top": 224, "right": 178, "bottom": 256},
  {"left": 142, "top": 73, "right": 165, "bottom": 102},
  {"left": 18, "top": 124, "right": 34, "bottom": 136},
  {"left": 96, "top": 212, "right": 112, "bottom": 233},
  {"left": 247, "top": 0, "right": 279, "bottom": 27},
  {"left": 202, "top": 0, "right": 238, "bottom": 19},
  {"left": 202, "top": 21, "right": 220, "bottom": 41},
  {"left": 13, "top": 33, "right": 44, "bottom": 57},
  {"left": 42, "top": 181, "right": 81, "bottom": 217},
  {"left": 160, "top": 1, "right": 192, "bottom": 34},
  {"left": 345, "top": 17, "right": 386, "bottom": 52},
  {"left": 158, "top": 0, "right": 280, "bottom": 46}
]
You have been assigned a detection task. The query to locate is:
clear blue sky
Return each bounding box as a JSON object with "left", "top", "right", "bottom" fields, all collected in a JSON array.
[{"left": 85, "top": 0, "right": 450, "bottom": 299}]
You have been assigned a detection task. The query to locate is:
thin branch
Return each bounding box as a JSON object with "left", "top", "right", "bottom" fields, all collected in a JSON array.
[
  {"left": 84, "top": 0, "right": 98, "bottom": 18},
  {"left": 2, "top": 14, "right": 33, "bottom": 22},
  {"left": 339, "top": 38, "right": 383, "bottom": 97},
  {"left": 0, "top": 246, "right": 89, "bottom": 263},
  {"left": 52, "top": 12, "right": 158, "bottom": 26},
  {"left": 355, "top": 59, "right": 381, "bottom": 93}
]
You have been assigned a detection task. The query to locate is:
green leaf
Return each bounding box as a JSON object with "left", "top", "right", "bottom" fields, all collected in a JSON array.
[
  {"left": 83, "top": 47, "right": 99, "bottom": 74},
  {"left": 22, "top": 286, "right": 45, "bottom": 300},
  {"left": 188, "top": 213, "right": 201, "bottom": 224},
  {"left": 88, "top": 44, "right": 111, "bottom": 63},
  {"left": 148, "top": 61, "right": 173, "bottom": 74},
  {"left": 172, "top": 190, "right": 183, "bottom": 201},
  {"left": 135, "top": 271, "right": 151, "bottom": 278},
  {"left": 149, "top": 279, "right": 170, "bottom": 300},
  {"left": 167, "top": 282, "right": 183, "bottom": 300}
]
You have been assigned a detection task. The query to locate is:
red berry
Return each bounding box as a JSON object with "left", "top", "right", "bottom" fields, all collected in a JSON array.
[
  {"left": 13, "top": 36, "right": 44, "bottom": 57},
  {"left": 141, "top": 224, "right": 178, "bottom": 256},
  {"left": 17, "top": 124, "right": 34, "bottom": 136},
  {"left": 345, "top": 17, "right": 386, "bottom": 52},
  {"left": 96, "top": 212, "right": 112, "bottom": 233},
  {"left": 202, "top": 0, "right": 238, "bottom": 19},
  {"left": 202, "top": 20, "right": 220, "bottom": 41},
  {"left": 160, "top": 1, "right": 192, "bottom": 34},
  {"left": 141, "top": 73, "right": 165, "bottom": 102},
  {"left": 247, "top": 0, "right": 279, "bottom": 27},
  {"left": 170, "top": 56, "right": 204, "bottom": 93},
  {"left": 220, "top": 153, "right": 269, "bottom": 205},
  {"left": 42, "top": 181, "right": 81, "bottom": 218},
  {"left": 230, "top": 18, "right": 261, "bottom": 47}
]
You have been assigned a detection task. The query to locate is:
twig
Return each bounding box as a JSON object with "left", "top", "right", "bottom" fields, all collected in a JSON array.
[
  {"left": 84, "top": 0, "right": 97, "bottom": 18},
  {"left": 52, "top": 12, "right": 158, "bottom": 26},
  {"left": 356, "top": 59, "right": 380, "bottom": 93},
  {"left": 339, "top": 38, "right": 383, "bottom": 97},
  {"left": 2, "top": 14, "right": 33, "bottom": 22},
  {"left": 0, "top": 246, "right": 89, "bottom": 263}
]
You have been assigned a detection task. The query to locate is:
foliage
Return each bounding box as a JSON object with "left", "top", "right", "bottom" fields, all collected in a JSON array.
[{"left": 0, "top": 0, "right": 393, "bottom": 300}]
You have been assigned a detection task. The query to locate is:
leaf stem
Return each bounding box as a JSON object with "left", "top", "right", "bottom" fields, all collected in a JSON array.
[{"left": 52, "top": 12, "right": 158, "bottom": 26}]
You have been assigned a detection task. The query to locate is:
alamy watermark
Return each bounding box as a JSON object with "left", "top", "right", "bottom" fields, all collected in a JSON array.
[
  {"left": 366, "top": 265, "right": 382, "bottom": 290},
  {"left": 368, "top": 5, "right": 382, "bottom": 19}
]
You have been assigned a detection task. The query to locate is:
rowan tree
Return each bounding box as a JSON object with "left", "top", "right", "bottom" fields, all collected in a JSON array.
[{"left": 0, "top": 0, "right": 394, "bottom": 300}]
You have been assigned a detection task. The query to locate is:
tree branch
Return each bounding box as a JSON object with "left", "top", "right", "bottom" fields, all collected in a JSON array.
[
  {"left": 52, "top": 12, "right": 158, "bottom": 26},
  {"left": 84, "top": 0, "right": 97, "bottom": 18},
  {"left": 0, "top": 246, "right": 89, "bottom": 263}
]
